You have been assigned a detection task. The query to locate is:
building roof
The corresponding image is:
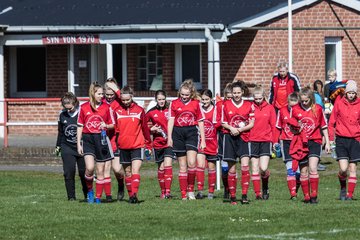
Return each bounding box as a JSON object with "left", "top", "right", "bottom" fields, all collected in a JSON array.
[{"left": 0, "top": 0, "right": 293, "bottom": 26}]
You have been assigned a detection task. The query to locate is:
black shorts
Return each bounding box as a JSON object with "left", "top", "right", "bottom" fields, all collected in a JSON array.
[
  {"left": 222, "top": 134, "right": 250, "bottom": 162},
  {"left": 218, "top": 131, "right": 224, "bottom": 160},
  {"left": 198, "top": 152, "right": 219, "bottom": 162},
  {"left": 172, "top": 126, "right": 199, "bottom": 156},
  {"left": 250, "top": 141, "right": 272, "bottom": 158},
  {"left": 154, "top": 147, "right": 176, "bottom": 163},
  {"left": 82, "top": 133, "right": 114, "bottom": 162},
  {"left": 299, "top": 140, "right": 322, "bottom": 166},
  {"left": 281, "top": 140, "right": 292, "bottom": 162},
  {"left": 119, "top": 148, "right": 143, "bottom": 164},
  {"left": 336, "top": 136, "right": 360, "bottom": 163}
]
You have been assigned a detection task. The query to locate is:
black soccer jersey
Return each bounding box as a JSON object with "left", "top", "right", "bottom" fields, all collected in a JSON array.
[{"left": 56, "top": 108, "right": 79, "bottom": 150}]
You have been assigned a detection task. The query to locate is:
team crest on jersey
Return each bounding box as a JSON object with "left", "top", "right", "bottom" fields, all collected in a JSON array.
[
  {"left": 230, "top": 115, "right": 247, "bottom": 128},
  {"left": 177, "top": 111, "right": 195, "bottom": 126},
  {"left": 300, "top": 117, "right": 315, "bottom": 134},
  {"left": 63, "top": 120, "right": 67, "bottom": 123},
  {"left": 86, "top": 112, "right": 91, "bottom": 115},
  {"left": 203, "top": 119, "right": 214, "bottom": 138},
  {"left": 64, "top": 124, "right": 77, "bottom": 143},
  {"left": 86, "top": 115, "right": 104, "bottom": 133}
]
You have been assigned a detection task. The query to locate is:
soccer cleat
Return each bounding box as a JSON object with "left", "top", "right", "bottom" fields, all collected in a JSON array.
[
  {"left": 207, "top": 193, "right": 214, "bottom": 200},
  {"left": 181, "top": 197, "right": 188, "bottom": 201},
  {"left": 95, "top": 198, "right": 101, "bottom": 204},
  {"left": 230, "top": 197, "right": 237, "bottom": 205},
  {"left": 310, "top": 197, "right": 318, "bottom": 204},
  {"left": 290, "top": 196, "right": 298, "bottom": 201},
  {"left": 241, "top": 194, "right": 249, "bottom": 204},
  {"left": 117, "top": 185, "right": 124, "bottom": 201},
  {"left": 87, "top": 190, "right": 94, "bottom": 204},
  {"left": 339, "top": 188, "right": 347, "bottom": 201},
  {"left": 68, "top": 197, "right": 76, "bottom": 201},
  {"left": 164, "top": 194, "right": 173, "bottom": 199},
  {"left": 255, "top": 195, "right": 262, "bottom": 200},
  {"left": 106, "top": 195, "right": 113, "bottom": 203},
  {"left": 188, "top": 192, "right": 196, "bottom": 200},
  {"left": 129, "top": 194, "right": 139, "bottom": 204},
  {"left": 160, "top": 193, "right": 166, "bottom": 199},
  {"left": 262, "top": 188, "right": 269, "bottom": 200},
  {"left": 223, "top": 190, "right": 230, "bottom": 199},
  {"left": 196, "top": 192, "right": 204, "bottom": 199},
  {"left": 345, "top": 196, "right": 353, "bottom": 201}
]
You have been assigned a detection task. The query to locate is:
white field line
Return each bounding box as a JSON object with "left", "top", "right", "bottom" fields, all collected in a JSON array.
[{"left": 228, "top": 228, "right": 360, "bottom": 239}]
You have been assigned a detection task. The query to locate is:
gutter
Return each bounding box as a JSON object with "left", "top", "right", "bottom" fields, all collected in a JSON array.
[{"left": 5, "top": 24, "right": 225, "bottom": 33}]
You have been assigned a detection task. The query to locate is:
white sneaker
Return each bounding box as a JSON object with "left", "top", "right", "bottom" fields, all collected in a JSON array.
[{"left": 187, "top": 192, "right": 196, "bottom": 200}]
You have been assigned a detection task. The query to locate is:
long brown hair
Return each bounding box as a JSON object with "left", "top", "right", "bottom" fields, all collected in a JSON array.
[
  {"left": 300, "top": 87, "right": 317, "bottom": 117},
  {"left": 89, "top": 82, "right": 103, "bottom": 110}
]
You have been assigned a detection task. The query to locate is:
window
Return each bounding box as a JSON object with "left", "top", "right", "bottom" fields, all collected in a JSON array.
[
  {"left": 10, "top": 47, "right": 46, "bottom": 97},
  {"left": 137, "top": 44, "right": 163, "bottom": 91},
  {"left": 175, "top": 44, "right": 202, "bottom": 89},
  {"left": 325, "top": 37, "right": 342, "bottom": 81}
]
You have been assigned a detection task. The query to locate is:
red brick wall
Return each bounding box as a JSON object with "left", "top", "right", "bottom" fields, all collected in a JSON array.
[
  {"left": 46, "top": 45, "right": 68, "bottom": 97},
  {"left": 7, "top": 101, "right": 61, "bottom": 135},
  {"left": 220, "top": 1, "right": 360, "bottom": 95}
]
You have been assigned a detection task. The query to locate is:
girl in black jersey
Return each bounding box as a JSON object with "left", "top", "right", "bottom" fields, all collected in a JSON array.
[{"left": 56, "top": 92, "right": 87, "bottom": 201}]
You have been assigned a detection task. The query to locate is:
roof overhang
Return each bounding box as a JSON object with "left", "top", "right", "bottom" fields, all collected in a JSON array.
[{"left": 227, "top": 0, "right": 360, "bottom": 36}]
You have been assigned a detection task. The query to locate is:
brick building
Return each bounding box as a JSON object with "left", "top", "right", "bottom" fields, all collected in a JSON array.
[{"left": 0, "top": 0, "right": 359, "bottom": 138}]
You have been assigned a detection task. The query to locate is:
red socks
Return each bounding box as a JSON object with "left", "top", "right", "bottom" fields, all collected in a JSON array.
[
  {"left": 241, "top": 166, "right": 250, "bottom": 195},
  {"left": 309, "top": 173, "right": 319, "bottom": 198},
  {"left": 125, "top": 176, "right": 132, "bottom": 197},
  {"left": 157, "top": 169, "right": 165, "bottom": 195},
  {"left": 287, "top": 175, "right": 297, "bottom": 197},
  {"left": 187, "top": 167, "right": 196, "bottom": 192},
  {"left": 196, "top": 167, "right": 205, "bottom": 192},
  {"left": 348, "top": 177, "right": 357, "bottom": 198},
  {"left": 252, "top": 174, "right": 261, "bottom": 197},
  {"left": 179, "top": 171, "right": 188, "bottom": 198},
  {"left": 131, "top": 174, "right": 141, "bottom": 196},
  {"left": 85, "top": 174, "right": 94, "bottom": 191},
  {"left": 164, "top": 166, "right": 173, "bottom": 195},
  {"left": 95, "top": 178, "right": 104, "bottom": 199},
  {"left": 228, "top": 172, "right": 237, "bottom": 198},
  {"left": 208, "top": 169, "right": 216, "bottom": 194},
  {"left": 300, "top": 176, "right": 310, "bottom": 200},
  {"left": 104, "top": 177, "right": 112, "bottom": 197}
]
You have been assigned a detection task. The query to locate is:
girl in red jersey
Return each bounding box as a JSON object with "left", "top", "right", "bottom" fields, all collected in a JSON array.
[
  {"left": 77, "top": 82, "right": 115, "bottom": 204},
  {"left": 196, "top": 89, "right": 219, "bottom": 199},
  {"left": 167, "top": 79, "right": 206, "bottom": 200},
  {"left": 288, "top": 87, "right": 331, "bottom": 204},
  {"left": 103, "top": 79, "right": 125, "bottom": 201},
  {"left": 328, "top": 80, "right": 360, "bottom": 200},
  {"left": 111, "top": 85, "right": 151, "bottom": 204},
  {"left": 249, "top": 86, "right": 277, "bottom": 200},
  {"left": 275, "top": 93, "right": 301, "bottom": 199},
  {"left": 146, "top": 90, "right": 175, "bottom": 199},
  {"left": 221, "top": 81, "right": 255, "bottom": 205},
  {"left": 216, "top": 83, "right": 233, "bottom": 199}
]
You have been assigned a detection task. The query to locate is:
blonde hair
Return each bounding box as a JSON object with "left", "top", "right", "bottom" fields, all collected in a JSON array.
[
  {"left": 327, "top": 69, "right": 337, "bottom": 77},
  {"left": 89, "top": 82, "right": 103, "bottom": 110},
  {"left": 253, "top": 86, "right": 266, "bottom": 97},
  {"left": 223, "top": 83, "right": 233, "bottom": 98},
  {"left": 178, "top": 79, "right": 197, "bottom": 99}
]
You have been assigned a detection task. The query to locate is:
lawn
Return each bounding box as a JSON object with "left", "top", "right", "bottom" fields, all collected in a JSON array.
[{"left": 0, "top": 157, "right": 359, "bottom": 240}]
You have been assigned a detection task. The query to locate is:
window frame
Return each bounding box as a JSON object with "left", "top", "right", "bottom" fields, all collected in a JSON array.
[
  {"left": 175, "top": 43, "right": 202, "bottom": 90},
  {"left": 10, "top": 46, "right": 47, "bottom": 97},
  {"left": 325, "top": 37, "right": 342, "bottom": 81}
]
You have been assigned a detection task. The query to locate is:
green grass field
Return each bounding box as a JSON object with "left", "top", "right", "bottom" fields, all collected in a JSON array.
[{"left": 1, "top": 158, "right": 360, "bottom": 240}]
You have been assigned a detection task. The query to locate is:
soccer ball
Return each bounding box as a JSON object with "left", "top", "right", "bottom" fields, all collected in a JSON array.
[{"left": 324, "top": 102, "right": 333, "bottom": 114}]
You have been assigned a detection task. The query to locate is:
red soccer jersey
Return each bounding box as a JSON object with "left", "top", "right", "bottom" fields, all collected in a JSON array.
[
  {"left": 78, "top": 102, "right": 114, "bottom": 134},
  {"left": 328, "top": 97, "right": 360, "bottom": 141},
  {"left": 169, "top": 98, "right": 204, "bottom": 127},
  {"left": 199, "top": 105, "right": 218, "bottom": 155},
  {"left": 216, "top": 100, "right": 226, "bottom": 133},
  {"left": 275, "top": 106, "right": 295, "bottom": 141},
  {"left": 145, "top": 106, "right": 170, "bottom": 149},
  {"left": 221, "top": 99, "right": 255, "bottom": 142},
  {"left": 249, "top": 101, "right": 277, "bottom": 143},
  {"left": 289, "top": 104, "right": 327, "bottom": 144},
  {"left": 103, "top": 99, "right": 120, "bottom": 152},
  {"left": 112, "top": 102, "right": 151, "bottom": 149}
]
